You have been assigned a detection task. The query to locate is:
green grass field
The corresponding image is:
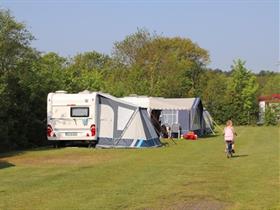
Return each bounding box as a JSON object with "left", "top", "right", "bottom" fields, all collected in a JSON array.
[{"left": 0, "top": 126, "right": 279, "bottom": 210}]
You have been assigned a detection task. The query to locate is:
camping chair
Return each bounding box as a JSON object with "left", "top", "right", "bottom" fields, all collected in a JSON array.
[
  {"left": 171, "top": 123, "right": 181, "bottom": 139},
  {"left": 163, "top": 123, "right": 177, "bottom": 145}
]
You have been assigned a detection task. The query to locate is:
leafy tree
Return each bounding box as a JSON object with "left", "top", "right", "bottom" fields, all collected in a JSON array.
[
  {"left": 134, "top": 36, "right": 209, "bottom": 97},
  {"left": 228, "top": 59, "right": 259, "bottom": 124},
  {"left": 257, "top": 73, "right": 280, "bottom": 96},
  {"left": 0, "top": 10, "right": 39, "bottom": 151},
  {"left": 199, "top": 69, "right": 231, "bottom": 124},
  {"left": 103, "top": 66, "right": 131, "bottom": 97},
  {"left": 63, "top": 51, "right": 110, "bottom": 92},
  {"left": 69, "top": 51, "right": 111, "bottom": 71},
  {"left": 0, "top": 10, "right": 34, "bottom": 74},
  {"left": 21, "top": 53, "right": 68, "bottom": 147},
  {"left": 30, "top": 53, "right": 67, "bottom": 92},
  {"left": 113, "top": 29, "right": 210, "bottom": 97},
  {"left": 112, "top": 28, "right": 155, "bottom": 66}
]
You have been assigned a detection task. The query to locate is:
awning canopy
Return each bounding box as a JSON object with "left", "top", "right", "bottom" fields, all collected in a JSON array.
[
  {"left": 121, "top": 96, "right": 197, "bottom": 110},
  {"left": 149, "top": 98, "right": 196, "bottom": 110}
]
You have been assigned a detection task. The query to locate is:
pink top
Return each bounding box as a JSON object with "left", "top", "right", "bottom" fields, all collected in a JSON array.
[{"left": 224, "top": 126, "right": 234, "bottom": 141}]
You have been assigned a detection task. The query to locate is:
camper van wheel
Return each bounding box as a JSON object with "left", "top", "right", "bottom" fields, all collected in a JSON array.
[
  {"left": 53, "top": 141, "right": 65, "bottom": 148},
  {"left": 88, "top": 141, "right": 94, "bottom": 148},
  {"left": 53, "top": 142, "right": 58, "bottom": 148},
  {"left": 58, "top": 141, "right": 66, "bottom": 147}
]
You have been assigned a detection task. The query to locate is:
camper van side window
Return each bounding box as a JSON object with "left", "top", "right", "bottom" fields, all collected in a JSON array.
[{"left": 70, "top": 107, "right": 89, "bottom": 117}]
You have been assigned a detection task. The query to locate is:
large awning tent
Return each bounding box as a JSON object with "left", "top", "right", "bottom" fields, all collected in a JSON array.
[
  {"left": 96, "top": 93, "right": 160, "bottom": 148},
  {"left": 121, "top": 96, "right": 207, "bottom": 136}
]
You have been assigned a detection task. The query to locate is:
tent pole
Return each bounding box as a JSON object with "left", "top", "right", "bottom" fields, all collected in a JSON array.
[
  {"left": 212, "top": 119, "right": 223, "bottom": 133},
  {"left": 209, "top": 125, "right": 215, "bottom": 135}
]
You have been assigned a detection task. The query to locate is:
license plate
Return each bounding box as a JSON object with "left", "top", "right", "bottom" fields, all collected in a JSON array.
[{"left": 65, "top": 132, "right": 78, "bottom": 136}]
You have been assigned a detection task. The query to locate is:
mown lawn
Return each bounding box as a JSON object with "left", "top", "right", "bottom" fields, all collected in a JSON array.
[{"left": 0, "top": 126, "right": 279, "bottom": 210}]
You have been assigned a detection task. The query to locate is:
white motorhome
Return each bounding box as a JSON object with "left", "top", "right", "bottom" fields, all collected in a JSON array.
[
  {"left": 47, "top": 90, "right": 98, "bottom": 146},
  {"left": 47, "top": 91, "right": 160, "bottom": 148}
]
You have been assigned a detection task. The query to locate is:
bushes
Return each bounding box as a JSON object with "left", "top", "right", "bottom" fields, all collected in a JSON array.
[{"left": 264, "top": 105, "right": 279, "bottom": 126}]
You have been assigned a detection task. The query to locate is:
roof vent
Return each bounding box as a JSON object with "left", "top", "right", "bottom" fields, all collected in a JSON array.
[
  {"left": 79, "top": 90, "right": 91, "bottom": 94},
  {"left": 55, "top": 90, "right": 67, "bottom": 94},
  {"left": 129, "top": 94, "right": 138, "bottom": 97}
]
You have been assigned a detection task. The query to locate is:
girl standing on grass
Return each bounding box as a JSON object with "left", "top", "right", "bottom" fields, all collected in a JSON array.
[{"left": 224, "top": 120, "right": 237, "bottom": 153}]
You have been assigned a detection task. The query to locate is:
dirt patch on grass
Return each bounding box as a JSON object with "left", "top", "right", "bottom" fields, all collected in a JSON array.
[
  {"left": 166, "top": 199, "right": 229, "bottom": 210},
  {"left": 0, "top": 151, "right": 119, "bottom": 167},
  {"left": 143, "top": 198, "right": 230, "bottom": 210}
]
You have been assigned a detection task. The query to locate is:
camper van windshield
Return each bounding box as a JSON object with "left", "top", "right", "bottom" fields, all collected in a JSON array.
[{"left": 71, "top": 107, "right": 89, "bottom": 117}]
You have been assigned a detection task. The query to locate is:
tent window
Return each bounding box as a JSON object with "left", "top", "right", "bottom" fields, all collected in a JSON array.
[
  {"left": 160, "top": 110, "right": 178, "bottom": 126},
  {"left": 117, "top": 106, "right": 134, "bottom": 130}
]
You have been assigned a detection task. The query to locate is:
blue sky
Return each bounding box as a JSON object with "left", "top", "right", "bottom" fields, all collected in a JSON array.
[{"left": 1, "top": 0, "right": 279, "bottom": 72}]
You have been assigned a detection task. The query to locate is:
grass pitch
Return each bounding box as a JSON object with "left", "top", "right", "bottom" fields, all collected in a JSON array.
[{"left": 0, "top": 126, "right": 279, "bottom": 210}]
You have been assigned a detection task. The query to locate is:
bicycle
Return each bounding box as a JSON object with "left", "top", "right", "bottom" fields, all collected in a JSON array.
[{"left": 225, "top": 140, "right": 234, "bottom": 158}]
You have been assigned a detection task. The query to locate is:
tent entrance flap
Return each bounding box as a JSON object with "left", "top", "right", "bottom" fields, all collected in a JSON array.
[
  {"left": 114, "top": 108, "right": 139, "bottom": 146},
  {"left": 150, "top": 110, "right": 161, "bottom": 137}
]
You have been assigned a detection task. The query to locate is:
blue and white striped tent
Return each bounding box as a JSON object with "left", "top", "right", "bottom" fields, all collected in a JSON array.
[{"left": 96, "top": 93, "right": 161, "bottom": 148}]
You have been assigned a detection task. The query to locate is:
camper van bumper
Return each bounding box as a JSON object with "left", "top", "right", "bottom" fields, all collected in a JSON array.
[{"left": 47, "top": 137, "right": 96, "bottom": 141}]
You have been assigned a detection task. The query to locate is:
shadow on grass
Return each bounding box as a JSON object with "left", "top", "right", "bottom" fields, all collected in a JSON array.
[
  {"left": 231, "top": 154, "right": 249, "bottom": 158},
  {"left": 160, "top": 138, "right": 178, "bottom": 147},
  {"left": 0, "top": 143, "right": 98, "bottom": 159},
  {"left": 0, "top": 160, "right": 15, "bottom": 169},
  {"left": 0, "top": 150, "right": 25, "bottom": 159},
  {"left": 199, "top": 134, "right": 221, "bottom": 139},
  {"left": 160, "top": 142, "right": 170, "bottom": 147},
  {"left": 0, "top": 146, "right": 55, "bottom": 159}
]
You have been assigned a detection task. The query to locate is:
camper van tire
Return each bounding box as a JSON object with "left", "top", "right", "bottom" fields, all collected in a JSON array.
[
  {"left": 53, "top": 141, "right": 66, "bottom": 148},
  {"left": 88, "top": 141, "right": 95, "bottom": 148},
  {"left": 53, "top": 141, "right": 58, "bottom": 148}
]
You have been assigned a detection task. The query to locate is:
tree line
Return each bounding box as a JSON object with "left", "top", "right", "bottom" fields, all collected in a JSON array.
[{"left": 0, "top": 10, "right": 279, "bottom": 151}]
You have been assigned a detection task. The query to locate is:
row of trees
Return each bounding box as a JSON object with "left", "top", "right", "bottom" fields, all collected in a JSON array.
[{"left": 0, "top": 10, "right": 279, "bottom": 151}]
